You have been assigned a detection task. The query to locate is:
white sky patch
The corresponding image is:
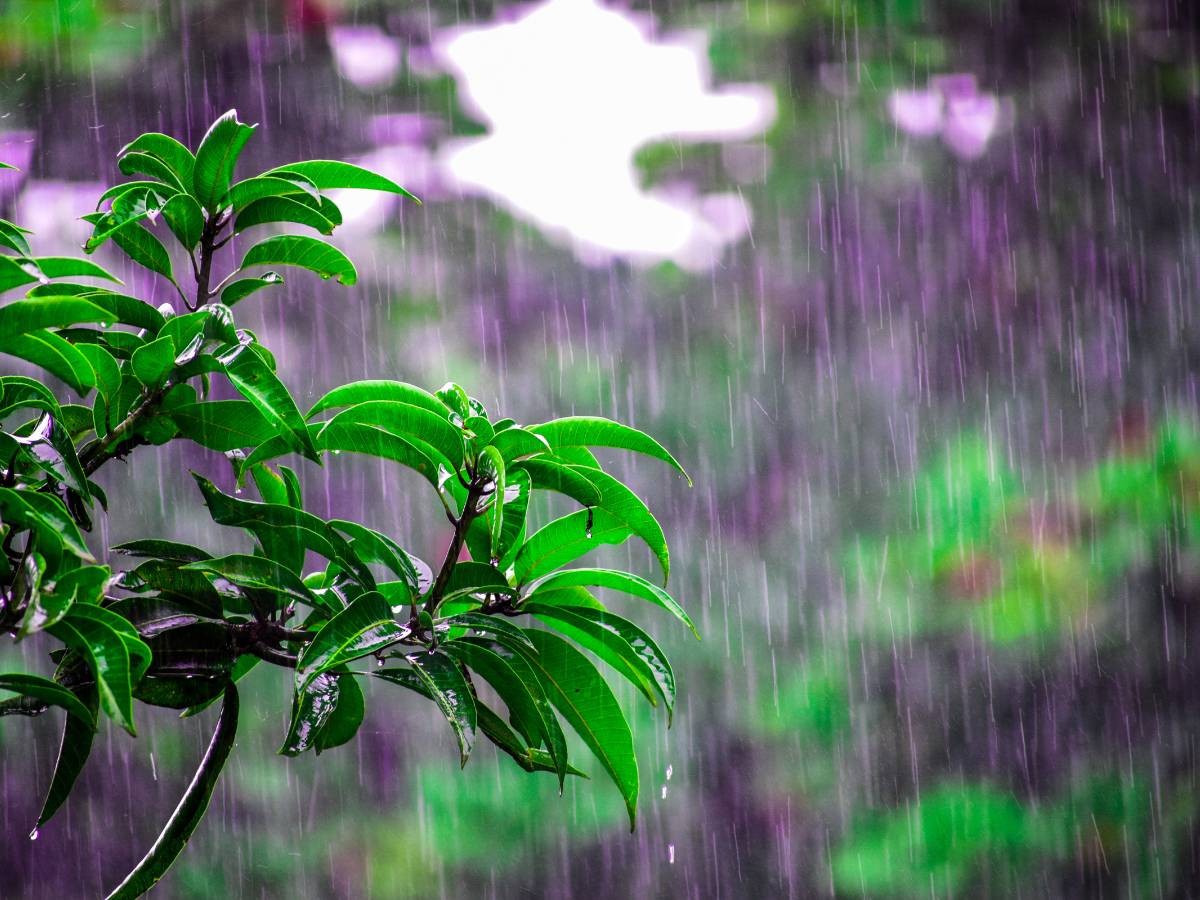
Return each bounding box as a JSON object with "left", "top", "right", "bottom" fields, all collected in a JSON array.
[{"left": 432, "top": 0, "right": 776, "bottom": 269}]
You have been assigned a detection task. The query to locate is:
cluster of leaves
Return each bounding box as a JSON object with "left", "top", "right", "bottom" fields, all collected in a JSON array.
[
  {"left": 831, "top": 777, "right": 1153, "bottom": 897},
  {"left": 0, "top": 112, "right": 693, "bottom": 898},
  {"left": 751, "top": 420, "right": 1200, "bottom": 896},
  {"left": 842, "top": 422, "right": 1200, "bottom": 645}
]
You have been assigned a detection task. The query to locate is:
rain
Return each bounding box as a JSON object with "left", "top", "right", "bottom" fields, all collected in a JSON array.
[{"left": 2, "top": 0, "right": 1199, "bottom": 897}]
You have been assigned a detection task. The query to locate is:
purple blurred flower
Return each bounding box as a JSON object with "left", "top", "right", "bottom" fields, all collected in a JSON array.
[
  {"left": 328, "top": 25, "right": 402, "bottom": 90},
  {"left": 887, "top": 74, "right": 1006, "bottom": 160},
  {"left": 887, "top": 89, "right": 944, "bottom": 137}
]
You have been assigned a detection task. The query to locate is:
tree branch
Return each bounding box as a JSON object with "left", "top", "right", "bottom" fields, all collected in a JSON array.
[{"left": 423, "top": 476, "right": 488, "bottom": 617}]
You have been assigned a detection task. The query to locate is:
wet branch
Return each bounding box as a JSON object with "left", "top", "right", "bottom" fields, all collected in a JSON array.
[{"left": 423, "top": 475, "right": 489, "bottom": 617}]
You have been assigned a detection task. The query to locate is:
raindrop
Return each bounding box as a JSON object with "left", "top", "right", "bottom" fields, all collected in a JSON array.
[
  {"left": 668, "top": 844, "right": 674, "bottom": 865},
  {"left": 28, "top": 828, "right": 38, "bottom": 841}
]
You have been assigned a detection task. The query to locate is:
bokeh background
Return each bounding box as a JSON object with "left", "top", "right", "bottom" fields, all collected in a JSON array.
[{"left": 3, "top": 0, "right": 1200, "bottom": 896}]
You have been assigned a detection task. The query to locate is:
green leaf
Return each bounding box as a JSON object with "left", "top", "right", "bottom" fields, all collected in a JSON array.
[
  {"left": 226, "top": 173, "right": 319, "bottom": 210},
  {"left": 161, "top": 193, "right": 205, "bottom": 251},
  {"left": 405, "top": 650, "right": 476, "bottom": 766},
  {"left": 309, "top": 422, "right": 444, "bottom": 492},
  {"left": 481, "top": 446, "right": 507, "bottom": 551},
  {"left": 134, "top": 675, "right": 229, "bottom": 710},
  {"left": 521, "top": 629, "right": 639, "bottom": 829},
  {"left": 249, "top": 462, "right": 289, "bottom": 505},
  {"left": 529, "top": 416, "right": 690, "bottom": 484},
  {"left": 319, "top": 400, "right": 464, "bottom": 469},
  {"left": 169, "top": 400, "right": 277, "bottom": 451},
  {"left": 511, "top": 509, "right": 632, "bottom": 586},
  {"left": 97, "top": 181, "right": 163, "bottom": 207},
  {"left": 182, "top": 554, "right": 321, "bottom": 610},
  {"left": 81, "top": 213, "right": 176, "bottom": 286},
  {"left": 239, "top": 234, "right": 356, "bottom": 285},
  {"left": 116, "top": 152, "right": 185, "bottom": 192},
  {"left": 526, "top": 603, "right": 675, "bottom": 722},
  {"left": 118, "top": 133, "right": 196, "bottom": 188},
  {"left": 296, "top": 591, "right": 410, "bottom": 688},
  {"left": 19, "top": 565, "right": 108, "bottom": 639},
  {"left": 313, "top": 672, "right": 365, "bottom": 754},
  {"left": 489, "top": 426, "right": 551, "bottom": 463},
  {"left": 130, "top": 335, "right": 176, "bottom": 387},
  {"left": 192, "top": 110, "right": 256, "bottom": 211},
  {"left": 26, "top": 285, "right": 168, "bottom": 333},
  {"left": 1, "top": 329, "right": 97, "bottom": 394},
  {"left": 0, "top": 375, "right": 58, "bottom": 417},
  {"left": 0, "top": 673, "right": 95, "bottom": 726},
  {"left": 307, "top": 380, "right": 452, "bottom": 420},
  {"left": 35, "top": 684, "right": 98, "bottom": 831},
  {"left": 438, "top": 561, "right": 517, "bottom": 607},
  {"left": 0, "top": 255, "right": 121, "bottom": 294},
  {"left": 104, "top": 686, "right": 239, "bottom": 900},
  {"left": 0, "top": 218, "right": 32, "bottom": 256},
  {"left": 234, "top": 196, "right": 336, "bottom": 235},
  {"left": 513, "top": 458, "right": 602, "bottom": 507},
  {"left": 220, "top": 272, "right": 283, "bottom": 307},
  {"left": 569, "top": 465, "right": 669, "bottom": 582},
  {"left": 446, "top": 612, "right": 536, "bottom": 651},
  {"left": 0, "top": 296, "right": 112, "bottom": 341},
  {"left": 525, "top": 567, "right": 698, "bottom": 638},
  {"left": 441, "top": 641, "right": 561, "bottom": 772},
  {"left": 49, "top": 609, "right": 141, "bottom": 735},
  {"left": 266, "top": 160, "right": 420, "bottom": 202},
  {"left": 330, "top": 519, "right": 420, "bottom": 589},
  {"left": 113, "top": 539, "right": 212, "bottom": 563},
  {"left": 191, "top": 475, "right": 375, "bottom": 590},
  {"left": 0, "top": 487, "right": 93, "bottom": 560},
  {"left": 278, "top": 672, "right": 340, "bottom": 757},
  {"left": 216, "top": 341, "right": 318, "bottom": 461},
  {"left": 86, "top": 186, "right": 175, "bottom": 252}
]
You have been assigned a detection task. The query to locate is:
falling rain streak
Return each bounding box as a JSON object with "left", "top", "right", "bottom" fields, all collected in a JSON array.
[{"left": 1, "top": 0, "right": 1199, "bottom": 898}]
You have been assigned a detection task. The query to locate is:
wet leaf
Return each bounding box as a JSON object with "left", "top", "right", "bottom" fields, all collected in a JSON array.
[
  {"left": 525, "top": 567, "right": 696, "bottom": 638},
  {"left": 226, "top": 172, "right": 319, "bottom": 211},
  {"left": 34, "top": 684, "right": 97, "bottom": 831},
  {"left": 526, "top": 603, "right": 675, "bottom": 722},
  {"left": 529, "top": 416, "right": 690, "bottom": 483},
  {"left": 169, "top": 400, "right": 277, "bottom": 451},
  {"left": 278, "top": 672, "right": 339, "bottom": 757},
  {"left": 405, "top": 650, "right": 476, "bottom": 767},
  {"left": 306, "top": 379, "right": 452, "bottom": 420},
  {"left": 511, "top": 509, "right": 632, "bottom": 586},
  {"left": 239, "top": 234, "right": 356, "bottom": 285},
  {"left": 0, "top": 296, "right": 111, "bottom": 340},
  {"left": 182, "top": 554, "right": 320, "bottom": 610},
  {"left": 313, "top": 672, "right": 365, "bottom": 754},
  {"left": 192, "top": 110, "right": 256, "bottom": 211},
  {"left": 130, "top": 336, "right": 176, "bottom": 388},
  {"left": 1, "top": 329, "right": 97, "bottom": 394},
  {"left": 220, "top": 272, "right": 283, "bottom": 307},
  {"left": 234, "top": 195, "right": 336, "bottom": 235},
  {"left": 266, "top": 160, "right": 420, "bottom": 202},
  {"left": 318, "top": 400, "right": 465, "bottom": 469},
  {"left": 520, "top": 629, "right": 638, "bottom": 829},
  {"left": 297, "top": 591, "right": 410, "bottom": 688},
  {"left": 118, "top": 133, "right": 196, "bottom": 189},
  {"left": 216, "top": 341, "right": 318, "bottom": 461},
  {"left": 0, "top": 673, "right": 95, "bottom": 726}
]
